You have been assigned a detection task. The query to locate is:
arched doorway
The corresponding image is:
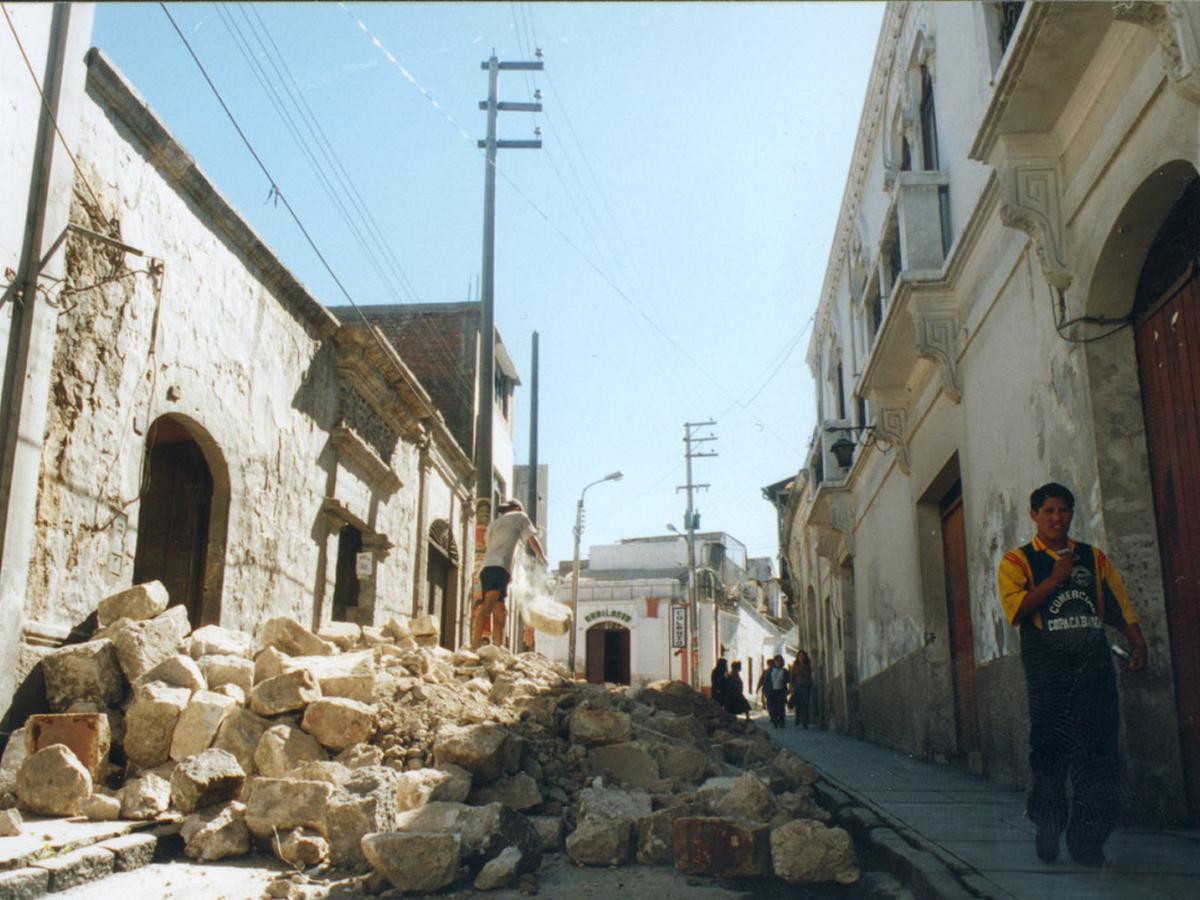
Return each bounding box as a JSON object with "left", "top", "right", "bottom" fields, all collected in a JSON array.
[
  {"left": 427, "top": 520, "right": 459, "bottom": 650},
  {"left": 585, "top": 622, "right": 631, "bottom": 685},
  {"left": 133, "top": 415, "right": 229, "bottom": 628},
  {"left": 1132, "top": 173, "right": 1200, "bottom": 819}
]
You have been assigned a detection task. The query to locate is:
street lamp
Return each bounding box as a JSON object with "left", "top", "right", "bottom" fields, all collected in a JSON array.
[{"left": 568, "top": 471, "right": 623, "bottom": 677}]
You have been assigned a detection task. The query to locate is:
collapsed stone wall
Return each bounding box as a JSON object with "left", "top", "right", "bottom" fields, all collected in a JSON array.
[{"left": 0, "top": 581, "right": 860, "bottom": 893}]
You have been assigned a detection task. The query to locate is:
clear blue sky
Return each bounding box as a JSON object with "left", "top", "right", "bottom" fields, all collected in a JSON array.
[{"left": 92, "top": 2, "right": 884, "bottom": 568}]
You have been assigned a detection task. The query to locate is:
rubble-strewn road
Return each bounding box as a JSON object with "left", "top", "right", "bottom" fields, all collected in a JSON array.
[{"left": 1, "top": 583, "right": 890, "bottom": 897}]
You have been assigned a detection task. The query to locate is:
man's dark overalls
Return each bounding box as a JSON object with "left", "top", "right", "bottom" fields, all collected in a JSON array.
[{"left": 1017, "top": 540, "right": 1124, "bottom": 854}]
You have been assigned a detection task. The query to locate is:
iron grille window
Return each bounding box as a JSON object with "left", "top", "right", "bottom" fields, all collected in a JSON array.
[
  {"left": 939, "top": 184, "right": 953, "bottom": 258},
  {"left": 997, "top": 2, "right": 1024, "bottom": 55},
  {"left": 919, "top": 65, "right": 940, "bottom": 171}
]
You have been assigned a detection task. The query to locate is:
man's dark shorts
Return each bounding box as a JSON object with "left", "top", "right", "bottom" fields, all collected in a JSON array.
[{"left": 480, "top": 566, "right": 511, "bottom": 603}]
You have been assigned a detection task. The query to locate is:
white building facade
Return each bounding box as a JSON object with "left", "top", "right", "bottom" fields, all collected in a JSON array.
[{"left": 780, "top": 1, "right": 1200, "bottom": 825}]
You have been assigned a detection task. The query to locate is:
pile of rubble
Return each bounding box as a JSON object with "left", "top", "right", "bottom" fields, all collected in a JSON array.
[{"left": 0, "top": 581, "right": 859, "bottom": 894}]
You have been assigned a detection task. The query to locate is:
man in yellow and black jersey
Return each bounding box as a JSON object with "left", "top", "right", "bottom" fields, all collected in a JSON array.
[{"left": 997, "top": 482, "right": 1147, "bottom": 868}]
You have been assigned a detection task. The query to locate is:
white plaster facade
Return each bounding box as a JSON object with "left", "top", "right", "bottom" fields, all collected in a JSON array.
[{"left": 778, "top": 1, "right": 1200, "bottom": 824}]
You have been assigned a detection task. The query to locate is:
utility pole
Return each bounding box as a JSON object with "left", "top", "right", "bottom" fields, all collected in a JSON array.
[
  {"left": 474, "top": 52, "right": 543, "bottom": 512},
  {"left": 677, "top": 420, "right": 717, "bottom": 689},
  {"left": 527, "top": 331, "right": 539, "bottom": 526},
  {"left": 471, "top": 51, "right": 542, "bottom": 649}
]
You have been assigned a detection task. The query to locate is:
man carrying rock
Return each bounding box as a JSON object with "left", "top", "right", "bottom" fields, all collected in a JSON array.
[
  {"left": 997, "top": 482, "right": 1147, "bottom": 868},
  {"left": 473, "top": 500, "right": 546, "bottom": 650}
]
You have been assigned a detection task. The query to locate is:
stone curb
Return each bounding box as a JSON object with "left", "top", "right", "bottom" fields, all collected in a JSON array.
[
  {"left": 0, "top": 826, "right": 167, "bottom": 899},
  {"left": 810, "top": 778, "right": 1013, "bottom": 900}
]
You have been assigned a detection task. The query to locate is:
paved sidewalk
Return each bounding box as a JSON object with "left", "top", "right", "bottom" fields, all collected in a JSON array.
[{"left": 758, "top": 716, "right": 1200, "bottom": 900}]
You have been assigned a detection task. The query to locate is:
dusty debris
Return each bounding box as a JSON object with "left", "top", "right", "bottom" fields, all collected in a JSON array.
[{"left": 4, "top": 580, "right": 854, "bottom": 895}]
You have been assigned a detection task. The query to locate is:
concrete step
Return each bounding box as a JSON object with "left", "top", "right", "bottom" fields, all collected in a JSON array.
[{"left": 0, "top": 816, "right": 178, "bottom": 899}]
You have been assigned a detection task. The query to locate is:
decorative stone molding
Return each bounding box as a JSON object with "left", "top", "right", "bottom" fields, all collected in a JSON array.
[
  {"left": 320, "top": 497, "right": 394, "bottom": 559},
  {"left": 875, "top": 405, "right": 911, "bottom": 474},
  {"left": 21, "top": 619, "right": 71, "bottom": 649},
  {"left": 1114, "top": 1, "right": 1200, "bottom": 103},
  {"left": 329, "top": 426, "right": 402, "bottom": 496},
  {"left": 913, "top": 301, "right": 962, "bottom": 403},
  {"left": 998, "top": 160, "right": 1072, "bottom": 290}
]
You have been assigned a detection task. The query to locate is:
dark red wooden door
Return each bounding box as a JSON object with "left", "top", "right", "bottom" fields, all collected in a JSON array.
[
  {"left": 1136, "top": 271, "right": 1200, "bottom": 819},
  {"left": 942, "top": 493, "right": 980, "bottom": 754}
]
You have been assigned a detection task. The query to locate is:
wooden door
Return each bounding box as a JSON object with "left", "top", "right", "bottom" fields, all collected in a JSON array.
[
  {"left": 941, "top": 489, "right": 981, "bottom": 754},
  {"left": 1135, "top": 269, "right": 1200, "bottom": 818},
  {"left": 586, "top": 627, "right": 606, "bottom": 684},
  {"left": 133, "top": 439, "right": 211, "bottom": 628}
]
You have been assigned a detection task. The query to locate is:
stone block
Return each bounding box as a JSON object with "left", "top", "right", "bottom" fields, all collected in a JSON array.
[
  {"left": 98, "top": 833, "right": 158, "bottom": 872},
  {"left": 254, "top": 725, "right": 327, "bottom": 778},
  {"left": 212, "top": 683, "right": 246, "bottom": 706},
  {"left": 531, "top": 814, "right": 564, "bottom": 852},
  {"left": 97, "top": 581, "right": 170, "bottom": 627},
  {"left": 125, "top": 681, "right": 192, "bottom": 768},
  {"left": 16, "top": 744, "right": 92, "bottom": 816},
  {"left": 253, "top": 646, "right": 290, "bottom": 684},
  {"left": 181, "top": 801, "right": 250, "bottom": 861},
  {"left": 300, "top": 698, "right": 374, "bottom": 752},
  {"left": 771, "top": 819, "right": 859, "bottom": 884},
  {"left": 770, "top": 748, "right": 818, "bottom": 790},
  {"left": 197, "top": 654, "right": 254, "bottom": 696},
  {"left": 335, "top": 743, "right": 382, "bottom": 770},
  {"left": 138, "top": 654, "right": 206, "bottom": 692},
  {"left": 170, "top": 748, "right": 245, "bottom": 813},
  {"left": 361, "top": 832, "right": 459, "bottom": 893},
  {"left": 316, "top": 622, "right": 361, "bottom": 650},
  {"left": 0, "top": 867, "right": 48, "bottom": 900},
  {"left": 0, "top": 727, "right": 29, "bottom": 794},
  {"left": 469, "top": 772, "right": 542, "bottom": 811},
  {"left": 588, "top": 741, "right": 661, "bottom": 790},
  {"left": 318, "top": 673, "right": 375, "bottom": 703},
  {"left": 566, "top": 816, "right": 632, "bottom": 866},
  {"left": 31, "top": 845, "right": 113, "bottom": 893},
  {"left": 250, "top": 670, "right": 321, "bottom": 717},
  {"left": 188, "top": 625, "right": 254, "bottom": 660},
  {"left": 25, "top": 713, "right": 110, "bottom": 781},
  {"left": 568, "top": 706, "right": 632, "bottom": 747},
  {"left": 41, "top": 640, "right": 124, "bottom": 712},
  {"left": 0, "top": 808, "right": 22, "bottom": 836},
  {"left": 81, "top": 793, "right": 121, "bottom": 821},
  {"left": 100, "top": 605, "right": 191, "bottom": 682},
  {"left": 653, "top": 744, "right": 708, "bottom": 784},
  {"left": 432, "top": 722, "right": 509, "bottom": 781},
  {"left": 170, "top": 690, "right": 239, "bottom": 761},
  {"left": 325, "top": 766, "right": 400, "bottom": 869},
  {"left": 712, "top": 773, "right": 779, "bottom": 823},
  {"left": 577, "top": 782, "right": 652, "bottom": 822},
  {"left": 392, "top": 801, "right": 541, "bottom": 871},
  {"left": 212, "top": 708, "right": 270, "bottom": 774},
  {"left": 271, "top": 827, "right": 328, "bottom": 868},
  {"left": 243, "top": 777, "right": 333, "bottom": 840},
  {"left": 475, "top": 845, "right": 521, "bottom": 890},
  {"left": 636, "top": 800, "right": 707, "bottom": 864},
  {"left": 672, "top": 817, "right": 771, "bottom": 877},
  {"left": 394, "top": 767, "right": 460, "bottom": 811},
  {"left": 409, "top": 614, "right": 439, "bottom": 646},
  {"left": 259, "top": 618, "right": 336, "bottom": 658},
  {"left": 119, "top": 773, "right": 171, "bottom": 820}
]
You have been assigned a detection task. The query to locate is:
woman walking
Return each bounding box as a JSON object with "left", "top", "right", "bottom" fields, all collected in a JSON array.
[{"left": 723, "top": 660, "right": 751, "bottom": 721}]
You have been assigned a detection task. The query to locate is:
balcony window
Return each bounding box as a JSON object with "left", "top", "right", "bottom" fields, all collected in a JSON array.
[
  {"left": 939, "top": 184, "right": 953, "bottom": 256},
  {"left": 919, "top": 66, "right": 940, "bottom": 171},
  {"left": 997, "top": 2, "right": 1024, "bottom": 55}
]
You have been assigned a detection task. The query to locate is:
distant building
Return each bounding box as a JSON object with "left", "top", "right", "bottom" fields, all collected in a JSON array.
[
  {"left": 545, "top": 533, "right": 790, "bottom": 692},
  {"left": 356, "top": 302, "right": 521, "bottom": 505}
]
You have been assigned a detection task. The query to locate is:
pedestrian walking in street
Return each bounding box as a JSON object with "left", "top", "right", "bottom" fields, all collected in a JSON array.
[
  {"left": 790, "top": 650, "right": 813, "bottom": 728},
  {"left": 758, "top": 654, "right": 789, "bottom": 728},
  {"left": 723, "top": 660, "right": 751, "bottom": 721},
  {"left": 997, "top": 482, "right": 1147, "bottom": 868},
  {"left": 472, "top": 500, "right": 546, "bottom": 650},
  {"left": 710, "top": 657, "right": 729, "bottom": 708}
]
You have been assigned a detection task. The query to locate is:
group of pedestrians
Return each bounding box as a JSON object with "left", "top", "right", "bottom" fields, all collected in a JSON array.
[{"left": 710, "top": 651, "right": 813, "bottom": 727}]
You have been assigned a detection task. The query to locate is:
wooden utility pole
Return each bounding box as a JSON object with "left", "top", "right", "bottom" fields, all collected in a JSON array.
[
  {"left": 678, "top": 420, "right": 717, "bottom": 689},
  {"left": 527, "top": 331, "right": 539, "bottom": 525}
]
